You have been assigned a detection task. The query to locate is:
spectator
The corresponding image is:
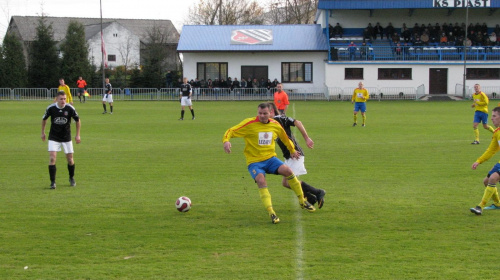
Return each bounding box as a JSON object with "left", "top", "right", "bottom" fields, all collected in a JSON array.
[
  {"left": 490, "top": 32, "right": 497, "bottom": 46},
  {"left": 413, "top": 36, "right": 423, "bottom": 51},
  {"left": 391, "top": 32, "right": 400, "bottom": 44},
  {"left": 232, "top": 78, "right": 240, "bottom": 90},
  {"left": 259, "top": 78, "right": 266, "bottom": 88},
  {"left": 448, "top": 32, "right": 456, "bottom": 45},
  {"left": 366, "top": 23, "right": 374, "bottom": 41},
  {"left": 247, "top": 78, "right": 253, "bottom": 88},
  {"left": 413, "top": 23, "right": 421, "bottom": 36},
  {"left": 348, "top": 41, "right": 356, "bottom": 61},
  {"left": 199, "top": 79, "right": 206, "bottom": 88},
  {"left": 165, "top": 71, "right": 173, "bottom": 88},
  {"left": 421, "top": 32, "right": 430, "bottom": 46},
  {"left": 207, "top": 79, "right": 213, "bottom": 89},
  {"left": 475, "top": 31, "right": 483, "bottom": 46},
  {"left": 394, "top": 42, "right": 403, "bottom": 59},
  {"left": 266, "top": 79, "right": 273, "bottom": 91},
  {"left": 494, "top": 24, "right": 500, "bottom": 39},
  {"left": 430, "top": 26, "right": 439, "bottom": 43},
  {"left": 402, "top": 27, "right": 411, "bottom": 43},
  {"left": 333, "top": 23, "right": 343, "bottom": 38},
  {"left": 240, "top": 78, "right": 247, "bottom": 89},
  {"left": 481, "top": 23, "right": 488, "bottom": 34},
  {"left": 484, "top": 37, "right": 494, "bottom": 52},
  {"left": 363, "top": 28, "right": 371, "bottom": 42},
  {"left": 440, "top": 32, "right": 448, "bottom": 45},
  {"left": 360, "top": 41, "right": 369, "bottom": 60},
  {"left": 272, "top": 78, "right": 279, "bottom": 88},
  {"left": 226, "top": 77, "right": 233, "bottom": 88},
  {"left": 385, "top": 22, "right": 395, "bottom": 40},
  {"left": 374, "top": 22, "right": 384, "bottom": 40}
]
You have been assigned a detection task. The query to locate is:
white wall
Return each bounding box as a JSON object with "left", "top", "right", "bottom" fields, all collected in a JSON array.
[
  {"left": 182, "top": 52, "right": 328, "bottom": 89},
  {"left": 88, "top": 22, "right": 140, "bottom": 68},
  {"left": 325, "top": 62, "right": 500, "bottom": 94}
]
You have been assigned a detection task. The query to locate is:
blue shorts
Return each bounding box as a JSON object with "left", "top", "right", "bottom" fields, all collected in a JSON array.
[
  {"left": 487, "top": 163, "right": 500, "bottom": 177},
  {"left": 247, "top": 157, "right": 284, "bottom": 180},
  {"left": 474, "top": 111, "right": 488, "bottom": 124},
  {"left": 354, "top": 102, "right": 367, "bottom": 113}
]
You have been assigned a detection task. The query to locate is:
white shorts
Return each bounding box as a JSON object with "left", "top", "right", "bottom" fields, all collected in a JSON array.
[
  {"left": 102, "top": 94, "right": 113, "bottom": 103},
  {"left": 285, "top": 156, "right": 307, "bottom": 176},
  {"left": 181, "top": 96, "right": 192, "bottom": 106},
  {"left": 48, "top": 140, "right": 74, "bottom": 154}
]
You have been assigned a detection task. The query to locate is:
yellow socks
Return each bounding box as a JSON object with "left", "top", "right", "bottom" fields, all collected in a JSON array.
[
  {"left": 286, "top": 174, "right": 305, "bottom": 204},
  {"left": 353, "top": 114, "right": 357, "bottom": 124},
  {"left": 479, "top": 185, "right": 497, "bottom": 208},
  {"left": 258, "top": 187, "right": 275, "bottom": 215},
  {"left": 474, "top": 128, "right": 479, "bottom": 141},
  {"left": 362, "top": 114, "right": 366, "bottom": 125},
  {"left": 488, "top": 125, "right": 495, "bottom": 133}
]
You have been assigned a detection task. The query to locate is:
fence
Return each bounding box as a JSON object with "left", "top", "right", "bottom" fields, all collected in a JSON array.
[
  {"left": 2, "top": 85, "right": 488, "bottom": 101},
  {"left": 454, "top": 84, "right": 500, "bottom": 99}
]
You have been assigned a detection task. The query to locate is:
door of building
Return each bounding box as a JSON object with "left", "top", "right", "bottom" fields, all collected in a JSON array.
[{"left": 429, "top": 68, "right": 448, "bottom": 94}]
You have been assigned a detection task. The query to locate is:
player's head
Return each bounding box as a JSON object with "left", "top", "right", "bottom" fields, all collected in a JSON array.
[
  {"left": 358, "top": 81, "right": 364, "bottom": 89},
  {"left": 492, "top": 107, "right": 500, "bottom": 127},
  {"left": 105, "top": 78, "right": 109, "bottom": 83},
  {"left": 78, "top": 76, "right": 82, "bottom": 80},
  {"left": 56, "top": 91, "right": 67, "bottom": 106},
  {"left": 183, "top": 77, "right": 188, "bottom": 84},
  {"left": 257, "top": 103, "right": 271, "bottom": 124},
  {"left": 474, "top": 83, "right": 481, "bottom": 93},
  {"left": 276, "top": 83, "right": 283, "bottom": 92},
  {"left": 268, "top": 102, "right": 279, "bottom": 117},
  {"left": 59, "top": 78, "right": 65, "bottom": 85}
]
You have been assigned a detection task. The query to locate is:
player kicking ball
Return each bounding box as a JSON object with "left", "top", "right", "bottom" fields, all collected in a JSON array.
[{"left": 470, "top": 106, "right": 500, "bottom": 215}]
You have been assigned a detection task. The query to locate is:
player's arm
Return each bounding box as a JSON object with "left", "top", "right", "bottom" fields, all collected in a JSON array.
[
  {"left": 351, "top": 91, "right": 356, "bottom": 103},
  {"left": 41, "top": 119, "right": 47, "bottom": 141},
  {"left": 294, "top": 120, "right": 314, "bottom": 149},
  {"left": 364, "top": 90, "right": 369, "bottom": 100},
  {"left": 75, "top": 119, "right": 81, "bottom": 144},
  {"left": 277, "top": 125, "right": 296, "bottom": 156},
  {"left": 188, "top": 86, "right": 192, "bottom": 99},
  {"left": 474, "top": 137, "right": 500, "bottom": 167}
]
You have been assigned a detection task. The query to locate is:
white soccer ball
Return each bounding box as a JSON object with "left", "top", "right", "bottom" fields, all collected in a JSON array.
[{"left": 176, "top": 196, "right": 192, "bottom": 212}]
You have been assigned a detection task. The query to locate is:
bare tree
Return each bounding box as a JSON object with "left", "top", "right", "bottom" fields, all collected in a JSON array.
[
  {"left": 187, "top": 0, "right": 265, "bottom": 25},
  {"left": 265, "top": 0, "right": 318, "bottom": 24}
]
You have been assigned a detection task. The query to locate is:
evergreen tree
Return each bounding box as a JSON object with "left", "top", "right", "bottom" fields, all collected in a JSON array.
[
  {"left": 28, "top": 16, "right": 60, "bottom": 88},
  {"left": 0, "top": 34, "right": 27, "bottom": 88},
  {"left": 141, "top": 25, "right": 171, "bottom": 88},
  {"left": 60, "top": 20, "right": 92, "bottom": 87}
]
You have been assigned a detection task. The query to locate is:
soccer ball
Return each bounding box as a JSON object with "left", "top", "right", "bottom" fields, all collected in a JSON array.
[{"left": 176, "top": 196, "right": 192, "bottom": 212}]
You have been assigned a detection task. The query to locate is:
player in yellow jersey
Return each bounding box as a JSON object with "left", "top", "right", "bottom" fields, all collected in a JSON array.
[
  {"left": 222, "top": 103, "right": 315, "bottom": 224},
  {"left": 470, "top": 107, "right": 500, "bottom": 215},
  {"left": 58, "top": 78, "right": 73, "bottom": 105},
  {"left": 471, "top": 83, "right": 495, "bottom": 144},
  {"left": 351, "top": 81, "right": 369, "bottom": 127}
]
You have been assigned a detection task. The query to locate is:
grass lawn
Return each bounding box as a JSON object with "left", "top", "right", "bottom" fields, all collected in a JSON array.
[{"left": 0, "top": 99, "right": 498, "bottom": 279}]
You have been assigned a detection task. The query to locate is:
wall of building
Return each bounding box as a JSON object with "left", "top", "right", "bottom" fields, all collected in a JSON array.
[
  {"left": 182, "top": 51, "right": 328, "bottom": 88},
  {"left": 325, "top": 62, "right": 499, "bottom": 94},
  {"left": 88, "top": 22, "right": 140, "bottom": 68}
]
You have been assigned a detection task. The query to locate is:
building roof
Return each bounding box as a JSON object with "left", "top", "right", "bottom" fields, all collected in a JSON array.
[
  {"left": 8, "top": 16, "right": 179, "bottom": 43},
  {"left": 318, "top": 0, "right": 500, "bottom": 10},
  {"left": 177, "top": 25, "right": 329, "bottom": 52}
]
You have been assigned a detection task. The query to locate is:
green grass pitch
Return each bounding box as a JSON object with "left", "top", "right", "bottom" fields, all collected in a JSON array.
[{"left": 0, "top": 100, "right": 498, "bottom": 279}]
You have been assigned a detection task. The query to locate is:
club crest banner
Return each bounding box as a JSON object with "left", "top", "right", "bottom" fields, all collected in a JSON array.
[{"left": 231, "top": 29, "right": 273, "bottom": 45}]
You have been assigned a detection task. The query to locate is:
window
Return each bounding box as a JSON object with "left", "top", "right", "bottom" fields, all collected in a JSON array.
[
  {"left": 281, "top": 62, "right": 312, "bottom": 83},
  {"left": 466, "top": 68, "right": 500, "bottom": 80},
  {"left": 345, "top": 68, "right": 364, "bottom": 80},
  {"left": 197, "top": 63, "right": 228, "bottom": 81},
  {"left": 108, "top": 55, "right": 116, "bottom": 62},
  {"left": 378, "top": 68, "right": 412, "bottom": 80},
  {"left": 241, "top": 66, "right": 269, "bottom": 82}
]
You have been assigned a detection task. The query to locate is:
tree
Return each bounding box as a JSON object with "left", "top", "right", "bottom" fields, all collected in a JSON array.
[
  {"left": 117, "top": 35, "right": 137, "bottom": 88},
  {"left": 266, "top": 0, "right": 318, "bottom": 24},
  {"left": 0, "top": 33, "right": 27, "bottom": 88},
  {"left": 141, "top": 24, "right": 175, "bottom": 88},
  {"left": 27, "top": 16, "right": 60, "bottom": 88},
  {"left": 188, "top": 0, "right": 265, "bottom": 25},
  {"left": 59, "top": 20, "right": 92, "bottom": 87}
]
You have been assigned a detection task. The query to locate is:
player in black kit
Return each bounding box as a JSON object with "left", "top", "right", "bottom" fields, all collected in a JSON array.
[
  {"left": 179, "top": 77, "right": 195, "bottom": 120},
  {"left": 41, "top": 91, "right": 81, "bottom": 189},
  {"left": 268, "top": 102, "right": 326, "bottom": 208}
]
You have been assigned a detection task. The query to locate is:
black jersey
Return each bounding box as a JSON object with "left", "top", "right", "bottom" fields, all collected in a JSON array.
[
  {"left": 42, "top": 103, "right": 79, "bottom": 142},
  {"left": 105, "top": 83, "right": 112, "bottom": 94},
  {"left": 180, "top": 83, "right": 192, "bottom": 97},
  {"left": 273, "top": 115, "right": 304, "bottom": 159}
]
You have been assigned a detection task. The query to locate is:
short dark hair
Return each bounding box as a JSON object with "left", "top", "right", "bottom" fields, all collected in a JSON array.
[
  {"left": 268, "top": 102, "right": 279, "bottom": 115},
  {"left": 258, "top": 103, "right": 270, "bottom": 110},
  {"left": 493, "top": 107, "right": 500, "bottom": 114},
  {"left": 57, "top": 91, "right": 66, "bottom": 97}
]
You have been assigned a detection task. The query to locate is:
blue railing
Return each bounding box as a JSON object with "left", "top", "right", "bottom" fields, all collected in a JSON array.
[{"left": 329, "top": 45, "right": 500, "bottom": 61}]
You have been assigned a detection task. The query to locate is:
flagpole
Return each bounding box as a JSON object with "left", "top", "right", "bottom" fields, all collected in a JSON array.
[{"left": 100, "top": 0, "right": 105, "bottom": 92}]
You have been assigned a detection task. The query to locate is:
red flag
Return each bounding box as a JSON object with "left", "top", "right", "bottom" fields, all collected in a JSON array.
[{"left": 101, "top": 31, "right": 108, "bottom": 68}]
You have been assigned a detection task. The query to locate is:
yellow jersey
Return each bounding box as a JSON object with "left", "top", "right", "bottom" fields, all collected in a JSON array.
[
  {"left": 352, "top": 88, "right": 369, "bottom": 103},
  {"left": 472, "top": 91, "right": 489, "bottom": 113},
  {"left": 58, "top": 85, "right": 73, "bottom": 104},
  {"left": 476, "top": 128, "right": 500, "bottom": 164},
  {"left": 223, "top": 116, "right": 296, "bottom": 165}
]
